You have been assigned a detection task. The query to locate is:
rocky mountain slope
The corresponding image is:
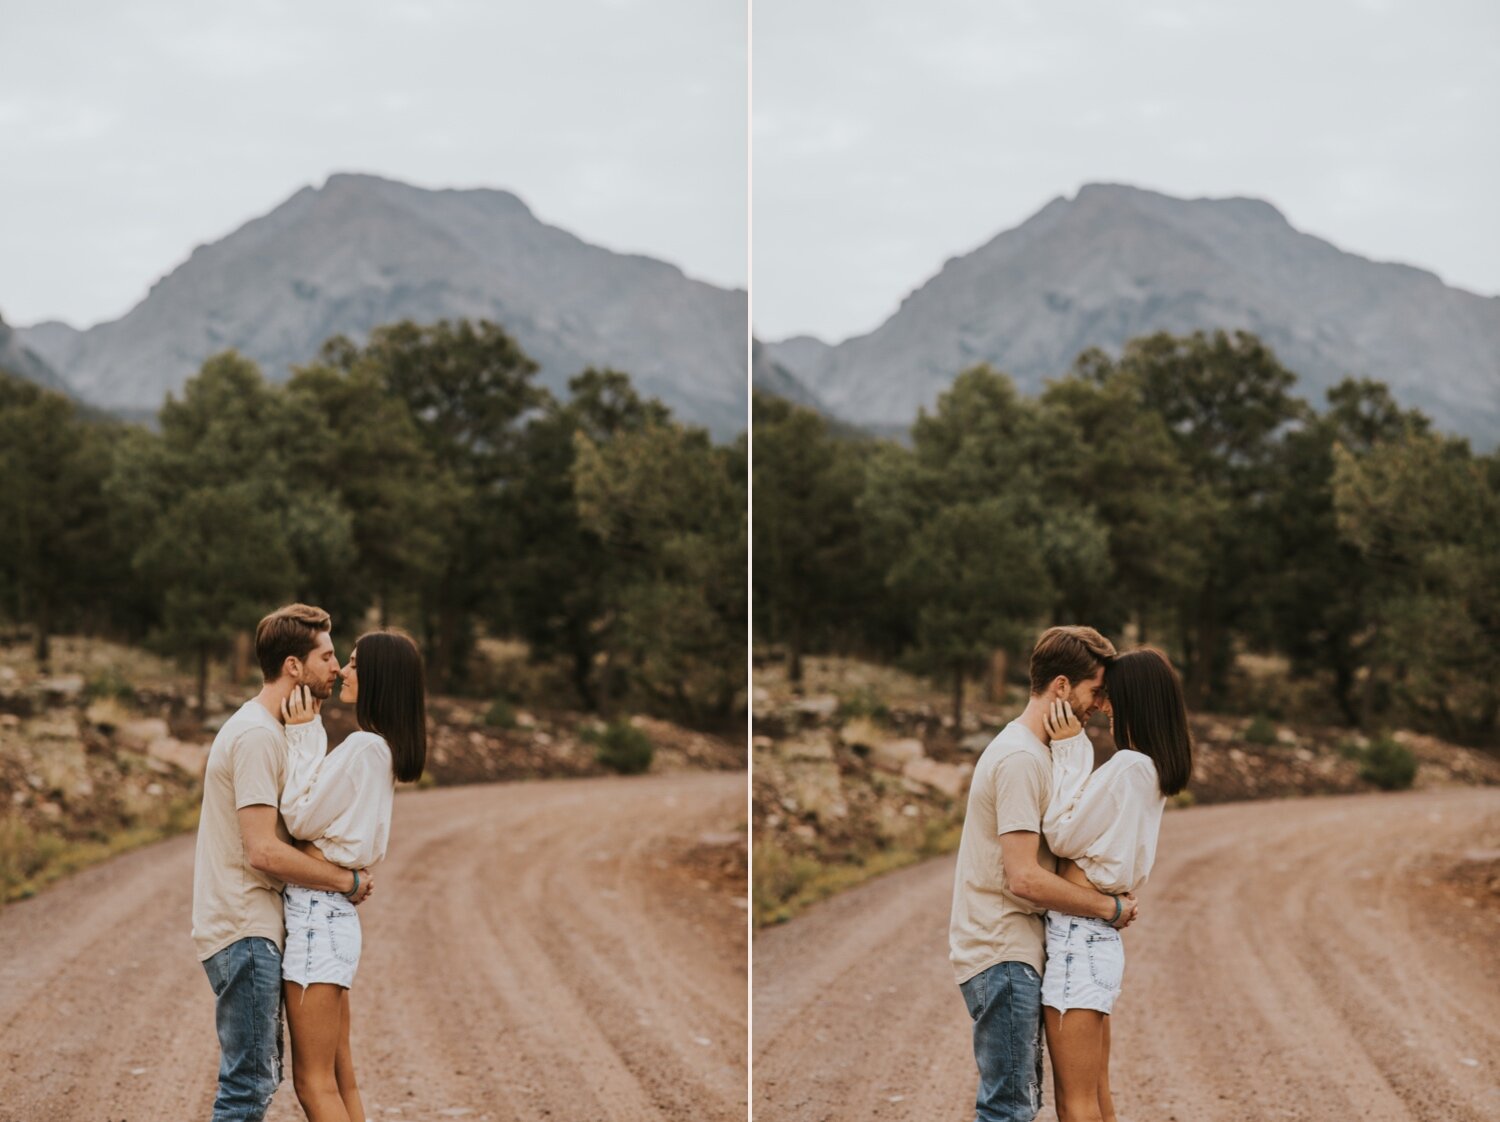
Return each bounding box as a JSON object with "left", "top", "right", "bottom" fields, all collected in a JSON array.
[
  {"left": 20, "top": 174, "right": 748, "bottom": 436},
  {"left": 0, "top": 313, "right": 71, "bottom": 395},
  {"left": 767, "top": 184, "right": 1500, "bottom": 445}
]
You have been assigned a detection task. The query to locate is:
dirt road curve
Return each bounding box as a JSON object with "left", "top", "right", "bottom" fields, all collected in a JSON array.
[
  {"left": 755, "top": 787, "right": 1500, "bottom": 1122},
  {"left": 0, "top": 771, "right": 747, "bottom": 1122}
]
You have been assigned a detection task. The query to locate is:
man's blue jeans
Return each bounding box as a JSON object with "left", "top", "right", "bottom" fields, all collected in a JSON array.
[
  {"left": 201, "top": 936, "right": 284, "bottom": 1121},
  {"left": 958, "top": 960, "right": 1045, "bottom": 1122}
]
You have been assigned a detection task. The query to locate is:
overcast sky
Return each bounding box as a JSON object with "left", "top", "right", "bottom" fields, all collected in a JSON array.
[
  {"left": 753, "top": 0, "right": 1500, "bottom": 342},
  {"left": 0, "top": 0, "right": 747, "bottom": 327}
]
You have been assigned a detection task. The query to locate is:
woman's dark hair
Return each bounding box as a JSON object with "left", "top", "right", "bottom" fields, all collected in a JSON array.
[
  {"left": 353, "top": 629, "right": 427, "bottom": 784},
  {"left": 1105, "top": 647, "right": 1192, "bottom": 797}
]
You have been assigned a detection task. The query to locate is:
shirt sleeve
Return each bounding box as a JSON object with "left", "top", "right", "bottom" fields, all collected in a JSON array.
[
  {"left": 1041, "top": 731, "right": 1102, "bottom": 858},
  {"left": 993, "top": 751, "right": 1050, "bottom": 836},
  {"left": 279, "top": 716, "right": 348, "bottom": 842},
  {"left": 232, "top": 727, "right": 283, "bottom": 810}
]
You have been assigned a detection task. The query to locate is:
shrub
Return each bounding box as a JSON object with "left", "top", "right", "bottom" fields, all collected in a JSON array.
[
  {"left": 84, "top": 669, "right": 135, "bottom": 703},
  {"left": 753, "top": 840, "right": 823, "bottom": 926},
  {"left": 1359, "top": 736, "right": 1418, "bottom": 791},
  {"left": 1336, "top": 738, "right": 1368, "bottom": 761},
  {"left": 836, "top": 688, "right": 890, "bottom": 723},
  {"left": 591, "top": 720, "right": 654, "bottom": 775},
  {"left": 1242, "top": 715, "right": 1278, "bottom": 746},
  {"left": 482, "top": 699, "right": 517, "bottom": 729}
]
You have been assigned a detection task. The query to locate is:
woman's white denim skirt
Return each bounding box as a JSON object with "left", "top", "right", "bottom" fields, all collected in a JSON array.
[
  {"left": 282, "top": 885, "right": 362, "bottom": 989},
  {"left": 1041, "top": 912, "right": 1124, "bottom": 1015}
]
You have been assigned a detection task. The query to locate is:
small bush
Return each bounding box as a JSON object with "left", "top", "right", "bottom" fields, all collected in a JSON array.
[
  {"left": 1169, "top": 790, "right": 1196, "bottom": 809},
  {"left": 1336, "top": 738, "right": 1368, "bottom": 761},
  {"left": 752, "top": 840, "right": 824, "bottom": 925},
  {"left": 483, "top": 699, "right": 517, "bottom": 729},
  {"left": 84, "top": 668, "right": 135, "bottom": 703},
  {"left": 836, "top": 688, "right": 890, "bottom": 723},
  {"left": 1359, "top": 736, "right": 1418, "bottom": 791},
  {"left": 1242, "top": 715, "right": 1278, "bottom": 746},
  {"left": 591, "top": 720, "right": 654, "bottom": 775}
]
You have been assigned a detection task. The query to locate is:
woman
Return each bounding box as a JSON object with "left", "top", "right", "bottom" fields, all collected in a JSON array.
[
  {"left": 1039, "top": 647, "right": 1192, "bottom": 1122},
  {"left": 278, "top": 629, "right": 427, "bottom": 1122}
]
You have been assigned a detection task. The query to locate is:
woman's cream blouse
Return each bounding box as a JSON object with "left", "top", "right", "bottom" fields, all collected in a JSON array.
[
  {"left": 280, "top": 717, "right": 393, "bottom": 870},
  {"left": 1042, "top": 730, "right": 1165, "bottom": 896}
]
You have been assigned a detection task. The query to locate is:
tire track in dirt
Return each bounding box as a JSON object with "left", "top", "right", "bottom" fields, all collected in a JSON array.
[
  {"left": 753, "top": 786, "right": 1500, "bottom": 1122},
  {"left": 0, "top": 770, "right": 747, "bottom": 1122}
]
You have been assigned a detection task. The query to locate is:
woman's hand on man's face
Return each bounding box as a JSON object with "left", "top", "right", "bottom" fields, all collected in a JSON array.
[
  {"left": 1044, "top": 697, "right": 1083, "bottom": 740},
  {"left": 281, "top": 684, "right": 320, "bottom": 725}
]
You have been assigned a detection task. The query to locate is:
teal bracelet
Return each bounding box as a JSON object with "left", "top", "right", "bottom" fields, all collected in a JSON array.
[
  {"left": 345, "top": 869, "right": 359, "bottom": 898},
  {"left": 1109, "top": 894, "right": 1122, "bottom": 924}
]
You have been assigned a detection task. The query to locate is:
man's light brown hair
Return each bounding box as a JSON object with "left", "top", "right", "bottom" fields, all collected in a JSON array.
[
  {"left": 1028, "top": 625, "right": 1117, "bottom": 695},
  {"left": 255, "top": 603, "right": 331, "bottom": 682}
]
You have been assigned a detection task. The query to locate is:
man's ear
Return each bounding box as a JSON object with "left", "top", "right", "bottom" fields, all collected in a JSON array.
[
  {"left": 282, "top": 656, "right": 301, "bottom": 681},
  {"left": 1050, "top": 675, "right": 1069, "bottom": 698}
]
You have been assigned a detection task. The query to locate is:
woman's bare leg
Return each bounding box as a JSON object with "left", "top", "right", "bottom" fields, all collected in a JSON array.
[
  {"left": 1098, "top": 1015, "right": 1116, "bottom": 1122},
  {"left": 284, "top": 981, "right": 351, "bottom": 1122},
  {"left": 1043, "top": 1006, "right": 1107, "bottom": 1122},
  {"left": 335, "top": 988, "right": 365, "bottom": 1122}
]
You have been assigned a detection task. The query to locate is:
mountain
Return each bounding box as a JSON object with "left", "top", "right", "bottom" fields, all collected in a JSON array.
[
  {"left": 19, "top": 173, "right": 747, "bottom": 436},
  {"left": 752, "top": 338, "right": 829, "bottom": 413},
  {"left": 0, "top": 311, "right": 72, "bottom": 395},
  {"left": 767, "top": 184, "right": 1500, "bottom": 445}
]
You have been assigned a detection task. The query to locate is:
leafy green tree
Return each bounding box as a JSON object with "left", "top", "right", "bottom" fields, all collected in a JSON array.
[
  {"left": 1117, "top": 331, "right": 1303, "bottom": 704},
  {"left": 1264, "top": 379, "right": 1429, "bottom": 724},
  {"left": 1333, "top": 429, "right": 1500, "bottom": 740},
  {"left": 888, "top": 497, "right": 1051, "bottom": 727},
  {"left": 751, "top": 392, "right": 871, "bottom": 683},
  {"left": 0, "top": 373, "right": 124, "bottom": 666},
  {"left": 505, "top": 368, "right": 671, "bottom": 709},
  {"left": 107, "top": 352, "right": 353, "bottom": 710},
  {"left": 316, "top": 321, "right": 547, "bottom": 689},
  {"left": 573, "top": 419, "right": 746, "bottom": 724},
  {"left": 1040, "top": 352, "right": 1212, "bottom": 640},
  {"left": 284, "top": 359, "right": 458, "bottom": 628}
]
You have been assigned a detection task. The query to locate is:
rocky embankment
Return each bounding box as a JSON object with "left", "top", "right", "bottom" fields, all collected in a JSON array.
[
  {"left": 752, "top": 657, "right": 1500, "bottom": 925},
  {"left": 0, "top": 639, "right": 743, "bottom": 900}
]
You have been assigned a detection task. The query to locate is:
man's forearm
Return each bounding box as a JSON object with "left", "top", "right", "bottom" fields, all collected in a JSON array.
[
  {"left": 1014, "top": 867, "right": 1114, "bottom": 919},
  {"left": 254, "top": 839, "right": 355, "bottom": 894}
]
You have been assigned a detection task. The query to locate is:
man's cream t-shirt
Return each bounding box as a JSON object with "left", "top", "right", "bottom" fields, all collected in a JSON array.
[
  {"left": 191, "top": 699, "right": 292, "bottom": 961},
  {"left": 949, "top": 721, "right": 1057, "bottom": 984}
]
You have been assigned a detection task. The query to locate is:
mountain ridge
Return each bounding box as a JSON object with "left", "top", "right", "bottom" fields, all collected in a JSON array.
[
  {"left": 766, "top": 183, "right": 1499, "bottom": 445},
  {"left": 19, "top": 173, "right": 747, "bottom": 436}
]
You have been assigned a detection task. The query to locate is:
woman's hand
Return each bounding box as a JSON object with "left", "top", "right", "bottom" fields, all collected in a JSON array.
[
  {"left": 1043, "top": 697, "right": 1083, "bottom": 741},
  {"left": 281, "top": 684, "right": 320, "bottom": 726}
]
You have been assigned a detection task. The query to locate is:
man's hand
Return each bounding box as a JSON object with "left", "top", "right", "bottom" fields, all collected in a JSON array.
[
  {"left": 281, "top": 684, "right": 320, "bottom": 726},
  {"left": 1043, "top": 698, "right": 1083, "bottom": 741},
  {"left": 1111, "top": 893, "right": 1139, "bottom": 930},
  {"left": 347, "top": 867, "right": 374, "bottom": 906}
]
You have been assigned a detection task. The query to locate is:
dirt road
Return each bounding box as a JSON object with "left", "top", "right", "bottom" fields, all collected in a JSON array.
[
  {"left": 0, "top": 770, "right": 747, "bottom": 1122},
  {"left": 754, "top": 786, "right": 1500, "bottom": 1122}
]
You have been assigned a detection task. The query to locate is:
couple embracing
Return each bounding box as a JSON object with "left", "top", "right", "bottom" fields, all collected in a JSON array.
[
  {"left": 950, "top": 625, "right": 1193, "bottom": 1122},
  {"left": 191, "top": 603, "right": 427, "bottom": 1121}
]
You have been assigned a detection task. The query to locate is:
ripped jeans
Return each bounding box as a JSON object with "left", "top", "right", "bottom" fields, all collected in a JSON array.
[
  {"left": 958, "top": 960, "right": 1045, "bottom": 1122},
  {"left": 201, "top": 936, "right": 285, "bottom": 1121}
]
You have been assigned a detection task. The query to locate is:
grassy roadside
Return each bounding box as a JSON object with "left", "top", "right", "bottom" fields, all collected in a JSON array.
[
  {"left": 1, "top": 798, "right": 201, "bottom": 903},
  {"left": 753, "top": 820, "right": 962, "bottom": 927}
]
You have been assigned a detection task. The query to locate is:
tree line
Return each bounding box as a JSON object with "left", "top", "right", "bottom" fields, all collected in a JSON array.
[
  {"left": 0, "top": 319, "right": 746, "bottom": 727},
  {"left": 754, "top": 329, "right": 1500, "bottom": 744}
]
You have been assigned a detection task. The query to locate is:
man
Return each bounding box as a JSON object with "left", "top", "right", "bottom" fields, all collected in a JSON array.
[
  {"left": 192, "top": 603, "right": 373, "bottom": 1122},
  {"left": 949, "top": 625, "right": 1136, "bottom": 1122}
]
